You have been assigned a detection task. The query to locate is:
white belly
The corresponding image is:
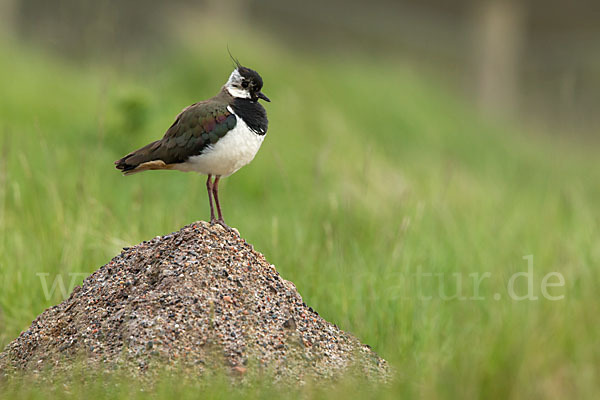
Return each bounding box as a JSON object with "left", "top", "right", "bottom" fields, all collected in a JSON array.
[{"left": 174, "top": 114, "right": 265, "bottom": 177}]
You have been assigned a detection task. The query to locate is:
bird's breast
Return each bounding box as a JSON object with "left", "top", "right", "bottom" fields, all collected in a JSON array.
[{"left": 175, "top": 114, "right": 265, "bottom": 177}]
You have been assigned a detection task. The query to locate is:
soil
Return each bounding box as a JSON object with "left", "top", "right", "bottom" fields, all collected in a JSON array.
[{"left": 0, "top": 222, "right": 389, "bottom": 383}]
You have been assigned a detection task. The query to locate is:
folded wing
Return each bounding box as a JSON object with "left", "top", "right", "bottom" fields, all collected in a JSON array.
[{"left": 115, "top": 102, "right": 237, "bottom": 175}]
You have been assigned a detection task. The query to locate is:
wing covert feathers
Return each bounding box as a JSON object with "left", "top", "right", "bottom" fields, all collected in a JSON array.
[{"left": 115, "top": 100, "right": 236, "bottom": 174}]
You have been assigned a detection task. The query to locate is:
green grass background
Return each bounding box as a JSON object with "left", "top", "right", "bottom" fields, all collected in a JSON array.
[{"left": 0, "top": 27, "right": 599, "bottom": 399}]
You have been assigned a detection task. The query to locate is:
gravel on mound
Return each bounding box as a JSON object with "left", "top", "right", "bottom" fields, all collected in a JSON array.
[{"left": 0, "top": 222, "right": 388, "bottom": 383}]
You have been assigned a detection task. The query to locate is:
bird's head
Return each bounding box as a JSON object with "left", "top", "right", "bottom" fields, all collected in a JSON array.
[{"left": 225, "top": 65, "right": 270, "bottom": 103}]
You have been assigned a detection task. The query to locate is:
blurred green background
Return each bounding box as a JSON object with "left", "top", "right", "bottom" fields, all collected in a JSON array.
[{"left": 0, "top": 0, "right": 599, "bottom": 398}]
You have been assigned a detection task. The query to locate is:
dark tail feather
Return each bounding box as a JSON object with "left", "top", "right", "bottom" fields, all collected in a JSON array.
[
  {"left": 114, "top": 156, "right": 138, "bottom": 173},
  {"left": 115, "top": 141, "right": 167, "bottom": 175}
]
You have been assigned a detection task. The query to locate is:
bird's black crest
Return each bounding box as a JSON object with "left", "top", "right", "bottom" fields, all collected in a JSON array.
[
  {"left": 227, "top": 46, "right": 242, "bottom": 69},
  {"left": 227, "top": 47, "right": 263, "bottom": 90}
]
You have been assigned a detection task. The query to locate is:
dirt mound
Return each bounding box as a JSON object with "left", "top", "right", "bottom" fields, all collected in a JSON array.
[{"left": 0, "top": 222, "right": 388, "bottom": 382}]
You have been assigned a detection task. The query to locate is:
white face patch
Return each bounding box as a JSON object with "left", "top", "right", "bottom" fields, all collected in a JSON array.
[{"left": 225, "top": 69, "right": 251, "bottom": 99}]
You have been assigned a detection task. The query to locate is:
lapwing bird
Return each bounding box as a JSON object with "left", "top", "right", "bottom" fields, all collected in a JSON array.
[{"left": 115, "top": 62, "right": 270, "bottom": 229}]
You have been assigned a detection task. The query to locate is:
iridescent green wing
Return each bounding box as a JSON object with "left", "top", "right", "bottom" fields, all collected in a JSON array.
[{"left": 153, "top": 101, "right": 237, "bottom": 164}]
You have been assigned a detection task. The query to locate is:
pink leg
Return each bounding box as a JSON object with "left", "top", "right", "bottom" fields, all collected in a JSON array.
[
  {"left": 206, "top": 174, "right": 216, "bottom": 224},
  {"left": 212, "top": 176, "right": 231, "bottom": 230}
]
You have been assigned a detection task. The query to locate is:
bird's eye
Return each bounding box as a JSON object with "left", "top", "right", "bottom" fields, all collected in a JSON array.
[{"left": 241, "top": 81, "right": 249, "bottom": 88}]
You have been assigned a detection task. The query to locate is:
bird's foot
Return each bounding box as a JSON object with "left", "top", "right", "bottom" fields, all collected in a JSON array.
[
  {"left": 216, "top": 219, "right": 233, "bottom": 232},
  {"left": 209, "top": 218, "right": 233, "bottom": 232}
]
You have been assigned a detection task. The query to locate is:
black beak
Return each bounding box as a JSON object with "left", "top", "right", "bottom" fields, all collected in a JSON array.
[{"left": 256, "top": 92, "right": 271, "bottom": 102}]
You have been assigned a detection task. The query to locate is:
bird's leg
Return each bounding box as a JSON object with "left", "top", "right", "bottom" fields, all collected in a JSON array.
[
  {"left": 212, "top": 175, "right": 231, "bottom": 230},
  {"left": 206, "top": 174, "right": 217, "bottom": 224}
]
